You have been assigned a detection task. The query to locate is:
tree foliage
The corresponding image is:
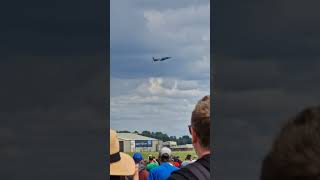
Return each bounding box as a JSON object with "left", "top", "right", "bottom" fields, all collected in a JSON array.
[
  {"left": 117, "top": 130, "right": 191, "bottom": 145},
  {"left": 117, "top": 130, "right": 131, "bottom": 133}
]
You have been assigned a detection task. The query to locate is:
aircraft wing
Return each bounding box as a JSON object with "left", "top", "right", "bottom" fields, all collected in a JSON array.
[{"left": 160, "top": 57, "right": 171, "bottom": 61}]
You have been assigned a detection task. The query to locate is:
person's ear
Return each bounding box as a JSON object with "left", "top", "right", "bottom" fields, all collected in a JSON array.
[{"left": 191, "top": 128, "right": 197, "bottom": 144}]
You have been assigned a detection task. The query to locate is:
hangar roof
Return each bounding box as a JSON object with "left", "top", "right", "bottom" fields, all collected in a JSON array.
[{"left": 117, "top": 133, "right": 159, "bottom": 141}]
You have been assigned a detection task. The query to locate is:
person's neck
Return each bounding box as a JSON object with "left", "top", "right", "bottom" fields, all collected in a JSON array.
[{"left": 197, "top": 149, "right": 210, "bottom": 159}]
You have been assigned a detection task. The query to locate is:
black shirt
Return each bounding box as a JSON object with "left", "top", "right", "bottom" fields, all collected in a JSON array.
[{"left": 167, "top": 154, "right": 210, "bottom": 180}]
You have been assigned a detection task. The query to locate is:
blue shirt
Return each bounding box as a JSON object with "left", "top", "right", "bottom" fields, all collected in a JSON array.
[
  {"left": 148, "top": 162, "right": 179, "bottom": 180},
  {"left": 180, "top": 160, "right": 192, "bottom": 167}
]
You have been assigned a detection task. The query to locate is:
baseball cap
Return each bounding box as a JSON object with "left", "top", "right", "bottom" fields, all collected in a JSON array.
[
  {"left": 159, "top": 147, "right": 172, "bottom": 156},
  {"left": 132, "top": 153, "right": 143, "bottom": 164}
]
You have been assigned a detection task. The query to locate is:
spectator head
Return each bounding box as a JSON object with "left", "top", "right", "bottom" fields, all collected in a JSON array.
[
  {"left": 260, "top": 106, "right": 320, "bottom": 180},
  {"left": 160, "top": 153, "right": 170, "bottom": 163},
  {"left": 148, "top": 154, "right": 154, "bottom": 161},
  {"left": 173, "top": 156, "right": 179, "bottom": 162},
  {"left": 133, "top": 152, "right": 143, "bottom": 164},
  {"left": 186, "top": 154, "right": 192, "bottom": 161},
  {"left": 190, "top": 95, "right": 210, "bottom": 156},
  {"left": 176, "top": 156, "right": 180, "bottom": 160},
  {"left": 110, "top": 129, "right": 135, "bottom": 176},
  {"left": 193, "top": 156, "right": 197, "bottom": 160},
  {"left": 159, "top": 147, "right": 172, "bottom": 163},
  {"left": 142, "top": 159, "right": 148, "bottom": 166}
]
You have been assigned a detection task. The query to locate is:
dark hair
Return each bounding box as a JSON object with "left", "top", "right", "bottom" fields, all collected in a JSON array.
[
  {"left": 149, "top": 156, "right": 154, "bottom": 161},
  {"left": 260, "top": 106, "right": 320, "bottom": 180},
  {"left": 160, "top": 153, "right": 170, "bottom": 162},
  {"left": 173, "top": 156, "right": 181, "bottom": 162},
  {"left": 191, "top": 95, "right": 210, "bottom": 148},
  {"left": 110, "top": 176, "right": 120, "bottom": 180},
  {"left": 186, "top": 154, "right": 192, "bottom": 160}
]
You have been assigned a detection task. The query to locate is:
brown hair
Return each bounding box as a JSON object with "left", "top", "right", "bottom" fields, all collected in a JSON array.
[
  {"left": 260, "top": 106, "right": 320, "bottom": 180},
  {"left": 191, "top": 95, "right": 210, "bottom": 148}
]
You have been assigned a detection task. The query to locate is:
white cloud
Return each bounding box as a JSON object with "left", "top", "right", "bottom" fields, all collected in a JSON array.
[
  {"left": 110, "top": 77, "right": 209, "bottom": 136},
  {"left": 143, "top": 4, "right": 209, "bottom": 37},
  {"left": 135, "top": 77, "right": 206, "bottom": 98},
  {"left": 143, "top": 3, "right": 209, "bottom": 49}
]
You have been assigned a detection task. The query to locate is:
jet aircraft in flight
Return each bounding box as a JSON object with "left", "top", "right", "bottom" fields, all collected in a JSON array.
[{"left": 152, "top": 57, "right": 172, "bottom": 62}]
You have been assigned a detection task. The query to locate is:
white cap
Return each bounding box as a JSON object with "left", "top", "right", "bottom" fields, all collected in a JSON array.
[{"left": 159, "top": 147, "right": 172, "bottom": 156}]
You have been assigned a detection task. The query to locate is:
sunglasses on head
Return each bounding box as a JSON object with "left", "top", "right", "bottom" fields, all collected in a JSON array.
[{"left": 188, "top": 125, "right": 192, "bottom": 135}]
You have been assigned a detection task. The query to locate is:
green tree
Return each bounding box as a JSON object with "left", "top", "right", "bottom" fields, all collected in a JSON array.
[
  {"left": 141, "top": 131, "right": 152, "bottom": 137},
  {"left": 138, "top": 130, "right": 191, "bottom": 145},
  {"left": 170, "top": 136, "right": 177, "bottom": 142},
  {"left": 117, "top": 130, "right": 131, "bottom": 133},
  {"left": 177, "top": 135, "right": 192, "bottom": 145}
]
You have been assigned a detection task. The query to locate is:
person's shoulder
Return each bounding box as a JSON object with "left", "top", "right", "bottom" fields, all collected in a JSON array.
[
  {"left": 181, "top": 161, "right": 190, "bottom": 166},
  {"left": 150, "top": 164, "right": 163, "bottom": 172},
  {"left": 173, "top": 165, "right": 180, "bottom": 170},
  {"left": 167, "top": 166, "right": 195, "bottom": 180},
  {"left": 202, "top": 154, "right": 210, "bottom": 159},
  {"left": 139, "top": 169, "right": 149, "bottom": 179},
  {"left": 167, "top": 163, "right": 179, "bottom": 170},
  {"left": 152, "top": 162, "right": 159, "bottom": 166},
  {"left": 147, "top": 162, "right": 155, "bottom": 166},
  {"left": 147, "top": 163, "right": 157, "bottom": 170},
  {"left": 168, "top": 156, "right": 211, "bottom": 180},
  {"left": 194, "top": 154, "right": 210, "bottom": 169},
  {"left": 140, "top": 169, "right": 149, "bottom": 175},
  {"left": 149, "top": 166, "right": 157, "bottom": 174}
]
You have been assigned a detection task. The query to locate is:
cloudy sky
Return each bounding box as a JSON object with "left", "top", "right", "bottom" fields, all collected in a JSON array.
[
  {"left": 110, "top": 0, "right": 210, "bottom": 137},
  {"left": 214, "top": 0, "right": 320, "bottom": 179},
  {"left": 1, "top": 0, "right": 106, "bottom": 179}
]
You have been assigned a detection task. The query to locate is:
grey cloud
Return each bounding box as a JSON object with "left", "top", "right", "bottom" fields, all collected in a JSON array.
[
  {"left": 214, "top": 0, "right": 319, "bottom": 59},
  {"left": 111, "top": 1, "right": 209, "bottom": 80},
  {"left": 215, "top": 57, "right": 320, "bottom": 92},
  {"left": 214, "top": 0, "right": 320, "bottom": 58},
  {"left": 1, "top": 0, "right": 106, "bottom": 178},
  {"left": 214, "top": 0, "right": 320, "bottom": 179},
  {"left": 0, "top": 58, "right": 106, "bottom": 180},
  {"left": 1, "top": 0, "right": 105, "bottom": 55}
]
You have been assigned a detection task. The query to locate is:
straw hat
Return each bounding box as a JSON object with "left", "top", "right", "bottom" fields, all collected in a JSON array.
[{"left": 110, "top": 129, "right": 135, "bottom": 176}]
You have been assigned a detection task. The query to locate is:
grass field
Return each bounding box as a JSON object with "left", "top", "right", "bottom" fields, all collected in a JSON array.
[{"left": 127, "top": 151, "right": 197, "bottom": 160}]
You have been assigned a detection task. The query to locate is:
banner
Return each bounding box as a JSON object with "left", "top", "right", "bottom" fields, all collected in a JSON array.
[{"left": 135, "top": 140, "right": 152, "bottom": 147}]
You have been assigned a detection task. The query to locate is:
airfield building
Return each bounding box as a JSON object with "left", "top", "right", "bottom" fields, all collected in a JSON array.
[
  {"left": 171, "top": 144, "right": 194, "bottom": 151},
  {"left": 117, "top": 133, "right": 163, "bottom": 152},
  {"left": 163, "top": 141, "right": 177, "bottom": 148}
]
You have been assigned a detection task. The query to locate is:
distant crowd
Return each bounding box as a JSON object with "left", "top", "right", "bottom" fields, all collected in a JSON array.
[
  {"left": 110, "top": 95, "right": 211, "bottom": 180},
  {"left": 130, "top": 148, "right": 197, "bottom": 180},
  {"left": 110, "top": 94, "right": 320, "bottom": 180},
  {"left": 135, "top": 153, "right": 196, "bottom": 172}
]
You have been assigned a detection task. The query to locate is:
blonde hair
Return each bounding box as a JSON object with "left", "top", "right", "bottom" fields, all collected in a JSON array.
[{"left": 191, "top": 95, "right": 210, "bottom": 148}]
